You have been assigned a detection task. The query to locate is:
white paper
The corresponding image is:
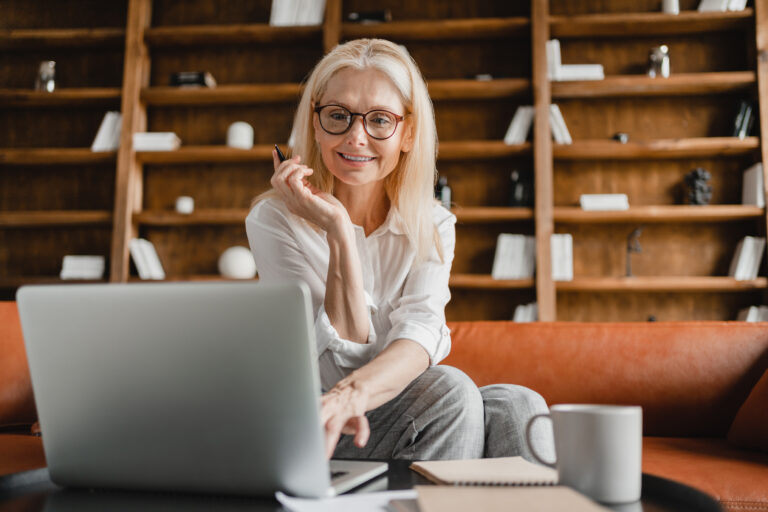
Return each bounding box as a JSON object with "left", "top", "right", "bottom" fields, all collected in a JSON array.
[{"left": 276, "top": 489, "right": 418, "bottom": 512}]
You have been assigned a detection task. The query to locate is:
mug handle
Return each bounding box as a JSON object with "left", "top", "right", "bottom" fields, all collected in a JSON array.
[{"left": 525, "top": 413, "right": 556, "bottom": 468}]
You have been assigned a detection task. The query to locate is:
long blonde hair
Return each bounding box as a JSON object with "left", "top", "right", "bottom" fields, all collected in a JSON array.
[{"left": 261, "top": 38, "right": 440, "bottom": 262}]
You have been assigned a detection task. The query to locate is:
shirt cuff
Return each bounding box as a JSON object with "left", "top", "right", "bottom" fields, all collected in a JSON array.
[
  {"left": 314, "top": 302, "right": 378, "bottom": 369},
  {"left": 385, "top": 322, "right": 452, "bottom": 366}
]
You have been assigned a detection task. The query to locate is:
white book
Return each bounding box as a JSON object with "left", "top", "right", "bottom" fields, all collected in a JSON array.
[
  {"left": 557, "top": 64, "right": 605, "bottom": 81},
  {"left": 549, "top": 104, "right": 572, "bottom": 144},
  {"left": 748, "top": 237, "right": 766, "bottom": 280},
  {"left": 91, "top": 111, "right": 122, "bottom": 152},
  {"left": 579, "top": 194, "right": 629, "bottom": 211},
  {"left": 492, "top": 234, "right": 535, "bottom": 279},
  {"left": 130, "top": 238, "right": 152, "bottom": 280},
  {"left": 730, "top": 236, "right": 764, "bottom": 281},
  {"left": 546, "top": 39, "right": 562, "bottom": 81},
  {"left": 728, "top": 237, "right": 746, "bottom": 279},
  {"left": 737, "top": 306, "right": 760, "bottom": 321},
  {"left": 760, "top": 305, "right": 768, "bottom": 322},
  {"left": 551, "top": 233, "right": 573, "bottom": 281},
  {"left": 727, "top": 0, "right": 748, "bottom": 10},
  {"left": 133, "top": 132, "right": 181, "bottom": 151},
  {"left": 513, "top": 302, "right": 538, "bottom": 322},
  {"left": 698, "top": 0, "right": 729, "bottom": 11},
  {"left": 504, "top": 106, "right": 534, "bottom": 145},
  {"left": 742, "top": 163, "right": 765, "bottom": 208},
  {"left": 60, "top": 255, "right": 105, "bottom": 280},
  {"left": 140, "top": 238, "right": 166, "bottom": 280}
]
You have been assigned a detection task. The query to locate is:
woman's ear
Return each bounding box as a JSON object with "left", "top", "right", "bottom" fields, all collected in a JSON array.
[
  {"left": 400, "top": 119, "right": 415, "bottom": 153},
  {"left": 312, "top": 112, "right": 321, "bottom": 143}
]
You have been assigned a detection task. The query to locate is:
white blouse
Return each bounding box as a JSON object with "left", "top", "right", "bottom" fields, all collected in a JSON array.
[{"left": 245, "top": 197, "right": 456, "bottom": 391}]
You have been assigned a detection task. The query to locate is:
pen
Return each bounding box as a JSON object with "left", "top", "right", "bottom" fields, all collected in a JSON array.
[{"left": 275, "top": 144, "right": 287, "bottom": 163}]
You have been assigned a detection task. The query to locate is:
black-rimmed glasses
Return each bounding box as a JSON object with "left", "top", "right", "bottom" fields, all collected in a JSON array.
[{"left": 314, "top": 104, "right": 406, "bottom": 140}]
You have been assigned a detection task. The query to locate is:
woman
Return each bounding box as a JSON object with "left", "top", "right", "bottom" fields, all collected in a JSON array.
[{"left": 246, "top": 39, "right": 553, "bottom": 461}]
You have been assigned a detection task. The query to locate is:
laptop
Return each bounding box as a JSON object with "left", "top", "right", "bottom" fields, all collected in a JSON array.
[{"left": 16, "top": 281, "right": 387, "bottom": 498}]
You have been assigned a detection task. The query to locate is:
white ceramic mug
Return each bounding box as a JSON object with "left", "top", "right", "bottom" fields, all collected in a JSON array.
[{"left": 525, "top": 404, "right": 643, "bottom": 504}]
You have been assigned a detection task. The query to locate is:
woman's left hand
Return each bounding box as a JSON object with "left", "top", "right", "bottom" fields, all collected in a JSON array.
[{"left": 320, "top": 381, "right": 371, "bottom": 459}]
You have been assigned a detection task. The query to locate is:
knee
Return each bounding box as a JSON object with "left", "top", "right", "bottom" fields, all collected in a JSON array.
[
  {"left": 482, "top": 384, "right": 549, "bottom": 418},
  {"left": 421, "top": 366, "right": 484, "bottom": 420}
]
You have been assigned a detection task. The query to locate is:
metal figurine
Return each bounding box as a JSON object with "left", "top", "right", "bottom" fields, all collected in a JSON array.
[
  {"left": 684, "top": 167, "right": 712, "bottom": 205},
  {"left": 626, "top": 227, "right": 643, "bottom": 277}
]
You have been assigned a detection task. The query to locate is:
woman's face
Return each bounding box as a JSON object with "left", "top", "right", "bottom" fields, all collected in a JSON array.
[{"left": 313, "top": 67, "right": 412, "bottom": 191}]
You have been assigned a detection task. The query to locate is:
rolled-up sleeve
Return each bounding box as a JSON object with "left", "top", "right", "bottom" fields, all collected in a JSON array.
[{"left": 385, "top": 212, "right": 455, "bottom": 365}]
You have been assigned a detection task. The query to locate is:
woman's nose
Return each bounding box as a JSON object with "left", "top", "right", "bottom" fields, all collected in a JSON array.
[{"left": 346, "top": 116, "right": 368, "bottom": 144}]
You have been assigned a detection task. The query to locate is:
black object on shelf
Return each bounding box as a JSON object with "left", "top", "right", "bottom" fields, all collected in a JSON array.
[
  {"left": 347, "top": 10, "right": 392, "bottom": 23},
  {"left": 169, "top": 71, "right": 217, "bottom": 88},
  {"left": 509, "top": 170, "right": 534, "bottom": 207},
  {"left": 684, "top": 167, "right": 712, "bottom": 206},
  {"left": 435, "top": 176, "right": 451, "bottom": 209},
  {"left": 732, "top": 100, "right": 756, "bottom": 139}
]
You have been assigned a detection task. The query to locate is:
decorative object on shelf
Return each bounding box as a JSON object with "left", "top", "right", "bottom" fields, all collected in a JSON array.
[
  {"left": 491, "top": 234, "right": 536, "bottom": 280},
  {"left": 347, "top": 9, "right": 392, "bottom": 23},
  {"left": 662, "top": 0, "right": 680, "bottom": 14},
  {"left": 269, "top": 0, "right": 326, "bottom": 26},
  {"left": 169, "top": 71, "right": 217, "bottom": 88},
  {"left": 218, "top": 246, "right": 257, "bottom": 279},
  {"left": 474, "top": 74, "right": 493, "bottom": 81},
  {"left": 175, "top": 196, "right": 194, "bottom": 215},
  {"left": 647, "top": 315, "right": 658, "bottom": 322},
  {"left": 612, "top": 132, "right": 629, "bottom": 144},
  {"left": 129, "top": 238, "right": 165, "bottom": 280},
  {"left": 648, "top": 45, "right": 670, "bottom": 79},
  {"left": 732, "top": 100, "right": 756, "bottom": 140},
  {"left": 60, "top": 255, "right": 105, "bottom": 280},
  {"left": 684, "top": 167, "right": 712, "bottom": 205},
  {"left": 626, "top": 227, "right": 643, "bottom": 278},
  {"left": 34, "top": 60, "right": 56, "bottom": 92},
  {"left": 737, "top": 305, "right": 768, "bottom": 321},
  {"left": 729, "top": 236, "right": 766, "bottom": 281},
  {"left": 504, "top": 105, "right": 534, "bottom": 144},
  {"left": 579, "top": 194, "right": 629, "bottom": 211},
  {"left": 550, "top": 105, "right": 573, "bottom": 145},
  {"left": 91, "top": 111, "right": 122, "bottom": 152},
  {"left": 698, "top": 0, "right": 748, "bottom": 11},
  {"left": 509, "top": 170, "right": 533, "bottom": 207},
  {"left": 546, "top": 39, "right": 605, "bottom": 82},
  {"left": 551, "top": 233, "right": 573, "bottom": 282},
  {"left": 227, "top": 122, "right": 254, "bottom": 150},
  {"left": 434, "top": 176, "right": 451, "bottom": 209},
  {"left": 742, "top": 163, "right": 765, "bottom": 208},
  {"left": 513, "top": 302, "right": 538, "bottom": 322},
  {"left": 133, "top": 132, "right": 181, "bottom": 151}
]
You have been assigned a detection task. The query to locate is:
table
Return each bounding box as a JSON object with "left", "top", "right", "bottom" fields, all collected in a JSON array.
[{"left": 0, "top": 462, "right": 723, "bottom": 511}]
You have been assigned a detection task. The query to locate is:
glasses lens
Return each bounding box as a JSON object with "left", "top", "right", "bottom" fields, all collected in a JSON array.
[
  {"left": 319, "top": 106, "right": 352, "bottom": 134},
  {"left": 364, "top": 111, "right": 398, "bottom": 139}
]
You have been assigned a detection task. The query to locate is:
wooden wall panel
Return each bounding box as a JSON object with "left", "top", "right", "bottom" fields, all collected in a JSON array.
[
  {"left": 437, "top": 158, "right": 533, "bottom": 207},
  {"left": 453, "top": 221, "right": 535, "bottom": 274},
  {"left": 341, "top": 1, "right": 529, "bottom": 20},
  {"left": 550, "top": 0, "right": 700, "bottom": 16},
  {"left": 434, "top": 98, "right": 525, "bottom": 141},
  {"left": 0, "top": 107, "right": 108, "bottom": 148},
  {"left": 553, "top": 157, "right": 753, "bottom": 206},
  {"left": 0, "top": 0, "right": 127, "bottom": 28},
  {"left": 447, "top": 289, "right": 537, "bottom": 321},
  {"left": 0, "top": 165, "right": 115, "bottom": 210},
  {"left": 0, "top": 49, "right": 125, "bottom": 88},
  {"left": 558, "top": 222, "right": 757, "bottom": 277},
  {"left": 151, "top": 0, "right": 272, "bottom": 26}
]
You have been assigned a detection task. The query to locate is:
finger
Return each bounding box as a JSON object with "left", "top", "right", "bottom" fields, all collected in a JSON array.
[
  {"left": 353, "top": 416, "right": 370, "bottom": 448},
  {"left": 272, "top": 149, "right": 280, "bottom": 171},
  {"left": 324, "top": 419, "right": 344, "bottom": 459}
]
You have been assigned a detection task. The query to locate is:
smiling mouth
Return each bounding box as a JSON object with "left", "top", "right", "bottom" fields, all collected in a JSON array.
[{"left": 338, "top": 152, "right": 376, "bottom": 162}]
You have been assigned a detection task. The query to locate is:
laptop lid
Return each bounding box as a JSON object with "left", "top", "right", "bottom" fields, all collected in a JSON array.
[{"left": 17, "top": 281, "right": 338, "bottom": 497}]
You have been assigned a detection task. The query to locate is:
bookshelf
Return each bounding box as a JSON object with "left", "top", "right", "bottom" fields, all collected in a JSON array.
[{"left": 3, "top": 0, "right": 767, "bottom": 322}]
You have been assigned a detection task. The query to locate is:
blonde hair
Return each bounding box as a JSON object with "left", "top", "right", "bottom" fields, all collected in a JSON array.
[{"left": 259, "top": 38, "right": 441, "bottom": 262}]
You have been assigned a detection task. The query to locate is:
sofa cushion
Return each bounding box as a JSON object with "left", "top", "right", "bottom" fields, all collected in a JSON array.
[
  {"left": 728, "top": 369, "right": 768, "bottom": 453},
  {"left": 0, "top": 434, "right": 45, "bottom": 476},
  {"left": 642, "top": 437, "right": 768, "bottom": 512},
  {"left": 0, "top": 302, "right": 36, "bottom": 427}
]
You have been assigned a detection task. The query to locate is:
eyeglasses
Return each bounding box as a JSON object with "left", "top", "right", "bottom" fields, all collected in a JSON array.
[{"left": 313, "top": 104, "right": 406, "bottom": 140}]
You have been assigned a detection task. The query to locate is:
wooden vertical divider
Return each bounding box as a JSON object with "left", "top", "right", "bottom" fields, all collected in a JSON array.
[
  {"left": 531, "top": 0, "right": 555, "bottom": 321},
  {"left": 110, "top": 0, "right": 152, "bottom": 282},
  {"left": 756, "top": 0, "right": 768, "bottom": 306},
  {"left": 324, "top": 0, "right": 342, "bottom": 54}
]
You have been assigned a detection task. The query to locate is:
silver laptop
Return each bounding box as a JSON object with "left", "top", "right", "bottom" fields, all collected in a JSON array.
[{"left": 16, "top": 281, "right": 387, "bottom": 498}]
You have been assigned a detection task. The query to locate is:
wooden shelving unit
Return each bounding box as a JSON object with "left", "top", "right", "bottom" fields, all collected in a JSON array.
[
  {"left": 0, "top": 148, "right": 116, "bottom": 165},
  {"left": 0, "top": 211, "right": 113, "bottom": 227},
  {"left": 557, "top": 276, "right": 768, "bottom": 292},
  {"left": 553, "top": 137, "right": 760, "bottom": 160},
  {"left": 0, "top": 28, "right": 125, "bottom": 49},
  {"left": 553, "top": 205, "right": 764, "bottom": 223},
  {"left": 0, "top": 88, "right": 121, "bottom": 107},
  {"left": 341, "top": 17, "right": 530, "bottom": 40},
  {"left": 449, "top": 274, "right": 535, "bottom": 289},
  {"left": 551, "top": 72, "right": 755, "bottom": 98}
]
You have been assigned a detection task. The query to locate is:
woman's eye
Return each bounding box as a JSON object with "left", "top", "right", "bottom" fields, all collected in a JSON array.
[
  {"left": 329, "top": 112, "right": 349, "bottom": 121},
  {"left": 370, "top": 115, "right": 392, "bottom": 126}
]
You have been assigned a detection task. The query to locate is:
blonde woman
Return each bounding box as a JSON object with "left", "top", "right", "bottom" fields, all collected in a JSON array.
[{"left": 246, "top": 39, "right": 553, "bottom": 461}]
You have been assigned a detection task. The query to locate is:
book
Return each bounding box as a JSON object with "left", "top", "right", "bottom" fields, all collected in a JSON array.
[
  {"left": 492, "top": 234, "right": 536, "bottom": 280},
  {"left": 551, "top": 233, "right": 573, "bottom": 282},
  {"left": 415, "top": 485, "right": 610, "bottom": 512},
  {"left": 729, "top": 236, "right": 766, "bottom": 281},
  {"left": 504, "top": 106, "right": 535, "bottom": 145},
  {"left": 698, "top": 0, "right": 729, "bottom": 11},
  {"left": 130, "top": 238, "right": 166, "bottom": 280},
  {"left": 736, "top": 305, "right": 768, "bottom": 322},
  {"left": 579, "top": 194, "right": 629, "bottom": 211},
  {"left": 742, "top": 163, "right": 765, "bottom": 207},
  {"left": 727, "top": 0, "right": 748, "bottom": 10},
  {"left": 513, "top": 302, "right": 538, "bottom": 322},
  {"left": 133, "top": 132, "right": 181, "bottom": 151},
  {"left": 558, "top": 64, "right": 605, "bottom": 81},
  {"left": 60, "top": 255, "right": 105, "bottom": 280},
  {"left": 270, "top": 0, "right": 326, "bottom": 26},
  {"left": 546, "top": 39, "right": 562, "bottom": 81},
  {"left": 549, "top": 104, "right": 573, "bottom": 145},
  {"left": 410, "top": 456, "right": 557, "bottom": 486},
  {"left": 90, "top": 111, "right": 122, "bottom": 152}
]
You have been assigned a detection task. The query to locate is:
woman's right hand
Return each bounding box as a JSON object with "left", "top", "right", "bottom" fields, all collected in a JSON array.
[{"left": 270, "top": 149, "right": 349, "bottom": 235}]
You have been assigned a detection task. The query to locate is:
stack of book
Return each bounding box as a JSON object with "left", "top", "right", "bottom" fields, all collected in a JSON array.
[
  {"left": 698, "top": 0, "right": 748, "bottom": 11},
  {"left": 728, "top": 236, "right": 766, "bottom": 281},
  {"left": 551, "top": 233, "right": 573, "bottom": 282},
  {"left": 732, "top": 100, "right": 756, "bottom": 140},
  {"left": 546, "top": 39, "right": 605, "bottom": 82},
  {"left": 513, "top": 302, "right": 538, "bottom": 322},
  {"left": 269, "top": 0, "right": 326, "bottom": 26},
  {"left": 742, "top": 163, "right": 765, "bottom": 208},
  {"left": 130, "top": 238, "right": 166, "bottom": 280},
  {"left": 91, "top": 112, "right": 122, "bottom": 152},
  {"left": 133, "top": 132, "right": 181, "bottom": 151},
  {"left": 491, "top": 234, "right": 536, "bottom": 280},
  {"left": 504, "top": 105, "right": 572, "bottom": 145},
  {"left": 579, "top": 194, "right": 630, "bottom": 211},
  {"left": 549, "top": 104, "right": 572, "bottom": 145},
  {"left": 737, "top": 305, "right": 768, "bottom": 322},
  {"left": 60, "top": 255, "right": 105, "bottom": 280}
]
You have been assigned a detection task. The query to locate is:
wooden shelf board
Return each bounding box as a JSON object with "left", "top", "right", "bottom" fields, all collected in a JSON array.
[
  {"left": 550, "top": 9, "right": 754, "bottom": 37},
  {"left": 453, "top": 207, "right": 534, "bottom": 222},
  {"left": 134, "top": 209, "right": 250, "bottom": 226},
  {"left": 0, "top": 88, "right": 121, "bottom": 107},
  {"left": 553, "top": 137, "right": 759, "bottom": 160},
  {"left": 438, "top": 140, "right": 532, "bottom": 160},
  {"left": 342, "top": 17, "right": 530, "bottom": 41},
  {"left": 0, "top": 210, "right": 112, "bottom": 227},
  {"left": 0, "top": 148, "right": 116, "bottom": 165},
  {"left": 137, "top": 145, "right": 274, "bottom": 164},
  {"left": 552, "top": 72, "right": 755, "bottom": 99},
  {"left": 0, "top": 28, "right": 125, "bottom": 49},
  {"left": 129, "top": 274, "right": 257, "bottom": 282},
  {"left": 0, "top": 277, "right": 106, "bottom": 288},
  {"left": 141, "top": 83, "right": 303, "bottom": 106},
  {"left": 554, "top": 205, "right": 764, "bottom": 223},
  {"left": 557, "top": 276, "right": 768, "bottom": 292},
  {"left": 144, "top": 24, "right": 322, "bottom": 46},
  {"left": 428, "top": 79, "right": 530, "bottom": 100},
  {"left": 449, "top": 274, "right": 535, "bottom": 289}
]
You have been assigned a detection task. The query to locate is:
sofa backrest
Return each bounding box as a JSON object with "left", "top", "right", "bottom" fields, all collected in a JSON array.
[
  {"left": 443, "top": 321, "right": 768, "bottom": 438},
  {"left": 0, "top": 301, "right": 36, "bottom": 427}
]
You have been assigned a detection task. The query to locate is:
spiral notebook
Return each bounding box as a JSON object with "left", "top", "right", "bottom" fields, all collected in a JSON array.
[{"left": 409, "top": 456, "right": 558, "bottom": 486}]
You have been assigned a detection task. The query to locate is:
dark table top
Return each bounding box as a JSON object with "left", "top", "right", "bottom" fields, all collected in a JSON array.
[{"left": 0, "top": 462, "right": 723, "bottom": 512}]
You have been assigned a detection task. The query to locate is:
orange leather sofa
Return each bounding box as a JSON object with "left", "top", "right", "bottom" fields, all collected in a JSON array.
[{"left": 2, "top": 301, "right": 767, "bottom": 511}]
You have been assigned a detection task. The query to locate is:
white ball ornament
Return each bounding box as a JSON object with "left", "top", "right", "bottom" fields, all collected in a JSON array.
[{"left": 218, "top": 246, "right": 257, "bottom": 279}]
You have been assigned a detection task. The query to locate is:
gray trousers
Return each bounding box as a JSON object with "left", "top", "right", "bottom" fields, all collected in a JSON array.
[{"left": 333, "top": 365, "right": 555, "bottom": 461}]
